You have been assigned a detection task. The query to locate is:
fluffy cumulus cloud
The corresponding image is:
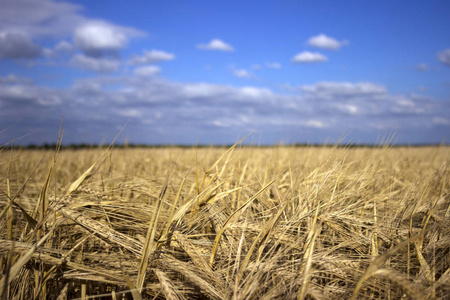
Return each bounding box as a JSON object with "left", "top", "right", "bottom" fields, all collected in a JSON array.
[
  {"left": 0, "top": 0, "right": 84, "bottom": 38},
  {"left": 233, "top": 69, "right": 251, "bottom": 78},
  {"left": 292, "top": 51, "right": 328, "bottom": 63},
  {"left": 239, "top": 86, "right": 273, "bottom": 99},
  {"left": 307, "top": 34, "right": 347, "bottom": 50},
  {"left": 1, "top": 74, "right": 449, "bottom": 145},
  {"left": 300, "top": 82, "right": 386, "bottom": 99},
  {"left": 71, "top": 54, "right": 120, "bottom": 72},
  {"left": 130, "top": 50, "right": 175, "bottom": 65},
  {"left": 0, "top": 32, "right": 42, "bottom": 59},
  {"left": 43, "top": 40, "right": 74, "bottom": 58},
  {"left": 134, "top": 65, "right": 161, "bottom": 77},
  {"left": 437, "top": 49, "right": 450, "bottom": 67},
  {"left": 54, "top": 41, "right": 73, "bottom": 53},
  {"left": 0, "top": 74, "right": 34, "bottom": 85},
  {"left": 74, "top": 21, "right": 130, "bottom": 57},
  {"left": 182, "top": 83, "right": 233, "bottom": 99},
  {"left": 197, "top": 39, "right": 234, "bottom": 52},
  {"left": 304, "top": 120, "right": 328, "bottom": 129},
  {"left": 0, "top": 0, "right": 144, "bottom": 63}
]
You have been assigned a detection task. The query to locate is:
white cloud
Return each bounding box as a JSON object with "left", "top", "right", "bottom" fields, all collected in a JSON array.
[
  {"left": 0, "top": 31, "right": 42, "bottom": 59},
  {"left": 116, "top": 108, "right": 143, "bottom": 118},
  {"left": 134, "top": 65, "right": 161, "bottom": 77},
  {"left": 74, "top": 21, "right": 130, "bottom": 56},
  {"left": 240, "top": 87, "right": 273, "bottom": 98},
  {"left": 437, "top": 49, "right": 450, "bottom": 67},
  {"left": 44, "top": 40, "right": 74, "bottom": 58},
  {"left": 292, "top": 51, "right": 328, "bottom": 63},
  {"left": 182, "top": 83, "right": 231, "bottom": 98},
  {"left": 130, "top": 50, "right": 175, "bottom": 65},
  {"left": 55, "top": 40, "right": 73, "bottom": 53},
  {"left": 308, "top": 34, "right": 347, "bottom": 50},
  {"left": 0, "top": 0, "right": 84, "bottom": 38},
  {"left": 304, "top": 120, "right": 328, "bottom": 128},
  {"left": 300, "top": 82, "right": 386, "bottom": 98},
  {"left": 266, "top": 62, "right": 281, "bottom": 69},
  {"left": 211, "top": 114, "right": 252, "bottom": 128},
  {"left": 0, "top": 80, "right": 61, "bottom": 107},
  {"left": 0, "top": 0, "right": 144, "bottom": 62},
  {"left": 0, "top": 84, "right": 34, "bottom": 101},
  {"left": 433, "top": 117, "right": 450, "bottom": 125},
  {"left": 197, "top": 39, "right": 234, "bottom": 52},
  {"left": 233, "top": 69, "right": 251, "bottom": 78},
  {"left": 251, "top": 64, "right": 262, "bottom": 70},
  {"left": 2, "top": 75, "right": 449, "bottom": 145},
  {"left": 71, "top": 54, "right": 120, "bottom": 72},
  {"left": 336, "top": 103, "right": 359, "bottom": 115},
  {"left": 345, "top": 104, "right": 359, "bottom": 114},
  {"left": 0, "top": 74, "right": 34, "bottom": 85}
]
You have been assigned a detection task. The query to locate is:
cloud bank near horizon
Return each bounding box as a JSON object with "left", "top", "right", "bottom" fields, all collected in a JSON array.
[{"left": 1, "top": 73, "right": 448, "bottom": 145}]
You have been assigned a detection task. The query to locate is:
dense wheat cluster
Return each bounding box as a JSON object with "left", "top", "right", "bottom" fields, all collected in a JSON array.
[{"left": 0, "top": 144, "right": 449, "bottom": 299}]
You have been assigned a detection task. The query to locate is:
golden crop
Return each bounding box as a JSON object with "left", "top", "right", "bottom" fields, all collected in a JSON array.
[{"left": 1, "top": 144, "right": 449, "bottom": 299}]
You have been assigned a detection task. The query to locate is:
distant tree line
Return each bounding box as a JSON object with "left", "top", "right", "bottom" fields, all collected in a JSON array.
[{"left": 1, "top": 142, "right": 446, "bottom": 150}]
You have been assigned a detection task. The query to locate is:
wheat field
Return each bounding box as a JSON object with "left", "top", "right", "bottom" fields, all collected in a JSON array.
[{"left": 0, "top": 143, "right": 449, "bottom": 299}]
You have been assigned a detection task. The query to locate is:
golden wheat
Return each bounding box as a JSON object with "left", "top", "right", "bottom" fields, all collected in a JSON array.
[{"left": 0, "top": 144, "right": 449, "bottom": 299}]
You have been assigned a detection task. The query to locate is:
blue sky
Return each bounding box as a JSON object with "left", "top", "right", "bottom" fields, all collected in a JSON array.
[{"left": 1, "top": 0, "right": 449, "bottom": 145}]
